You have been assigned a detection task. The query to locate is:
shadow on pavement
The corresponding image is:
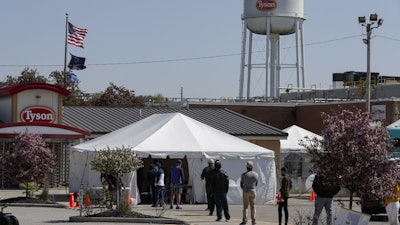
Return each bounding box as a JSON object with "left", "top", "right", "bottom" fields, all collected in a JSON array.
[{"left": 370, "top": 214, "right": 387, "bottom": 222}]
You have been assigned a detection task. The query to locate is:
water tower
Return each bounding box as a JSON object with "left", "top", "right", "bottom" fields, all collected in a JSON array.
[{"left": 239, "top": 0, "right": 305, "bottom": 100}]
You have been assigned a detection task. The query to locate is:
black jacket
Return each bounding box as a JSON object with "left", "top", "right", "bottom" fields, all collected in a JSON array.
[
  {"left": 201, "top": 166, "right": 214, "bottom": 188},
  {"left": 211, "top": 168, "right": 229, "bottom": 193},
  {"left": 312, "top": 175, "right": 340, "bottom": 198}
]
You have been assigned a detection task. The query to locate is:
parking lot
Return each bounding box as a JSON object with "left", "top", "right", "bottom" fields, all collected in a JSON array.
[{"left": 0, "top": 194, "right": 391, "bottom": 225}]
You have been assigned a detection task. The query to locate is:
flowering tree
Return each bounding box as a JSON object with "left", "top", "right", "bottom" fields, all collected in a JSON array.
[
  {"left": 1, "top": 131, "right": 56, "bottom": 197},
  {"left": 301, "top": 109, "right": 400, "bottom": 209},
  {"left": 90, "top": 146, "right": 143, "bottom": 206}
]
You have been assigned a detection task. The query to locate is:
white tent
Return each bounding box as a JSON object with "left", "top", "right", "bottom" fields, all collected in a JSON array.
[
  {"left": 281, "top": 125, "right": 322, "bottom": 153},
  {"left": 70, "top": 113, "right": 276, "bottom": 205},
  {"left": 281, "top": 125, "right": 322, "bottom": 193}
]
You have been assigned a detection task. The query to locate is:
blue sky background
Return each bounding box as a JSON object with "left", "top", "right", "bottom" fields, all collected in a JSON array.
[{"left": 1, "top": 1, "right": 400, "bottom": 99}]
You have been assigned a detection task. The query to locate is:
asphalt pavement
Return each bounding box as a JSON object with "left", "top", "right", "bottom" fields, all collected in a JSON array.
[{"left": 0, "top": 188, "right": 389, "bottom": 225}]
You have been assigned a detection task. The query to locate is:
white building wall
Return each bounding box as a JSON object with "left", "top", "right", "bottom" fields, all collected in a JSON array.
[{"left": 16, "top": 89, "right": 59, "bottom": 122}]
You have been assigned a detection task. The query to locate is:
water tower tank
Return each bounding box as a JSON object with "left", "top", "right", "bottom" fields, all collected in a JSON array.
[{"left": 243, "top": 0, "right": 305, "bottom": 35}]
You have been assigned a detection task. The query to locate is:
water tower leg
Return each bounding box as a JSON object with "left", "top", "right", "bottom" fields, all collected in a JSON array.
[
  {"left": 295, "top": 19, "right": 301, "bottom": 89},
  {"left": 270, "top": 34, "right": 280, "bottom": 98},
  {"left": 265, "top": 17, "right": 271, "bottom": 98},
  {"left": 299, "top": 19, "right": 305, "bottom": 89},
  {"left": 238, "top": 20, "right": 247, "bottom": 100},
  {"left": 246, "top": 32, "right": 253, "bottom": 101},
  {"left": 295, "top": 18, "right": 306, "bottom": 90}
]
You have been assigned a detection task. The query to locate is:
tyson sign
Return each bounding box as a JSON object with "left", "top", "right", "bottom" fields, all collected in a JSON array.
[
  {"left": 256, "top": 0, "right": 277, "bottom": 11},
  {"left": 20, "top": 106, "right": 56, "bottom": 123}
]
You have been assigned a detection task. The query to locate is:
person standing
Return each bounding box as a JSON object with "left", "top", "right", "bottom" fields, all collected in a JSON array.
[
  {"left": 154, "top": 161, "right": 166, "bottom": 207},
  {"left": 240, "top": 161, "right": 259, "bottom": 225},
  {"left": 385, "top": 183, "right": 400, "bottom": 225},
  {"left": 100, "top": 173, "right": 123, "bottom": 208},
  {"left": 147, "top": 163, "right": 159, "bottom": 206},
  {"left": 170, "top": 159, "right": 185, "bottom": 209},
  {"left": 211, "top": 160, "right": 231, "bottom": 222},
  {"left": 311, "top": 174, "right": 341, "bottom": 225},
  {"left": 278, "top": 167, "right": 291, "bottom": 225},
  {"left": 201, "top": 158, "right": 215, "bottom": 215}
]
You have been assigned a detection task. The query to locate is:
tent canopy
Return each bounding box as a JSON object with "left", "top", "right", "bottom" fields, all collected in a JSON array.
[
  {"left": 387, "top": 120, "right": 400, "bottom": 141},
  {"left": 74, "top": 112, "right": 274, "bottom": 159},
  {"left": 281, "top": 125, "right": 323, "bottom": 153},
  {"left": 70, "top": 113, "right": 276, "bottom": 204}
]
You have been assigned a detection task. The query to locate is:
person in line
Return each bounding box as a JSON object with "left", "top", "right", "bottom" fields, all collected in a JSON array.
[
  {"left": 170, "top": 159, "right": 185, "bottom": 209},
  {"left": 311, "top": 174, "right": 341, "bottom": 225},
  {"left": 240, "top": 161, "right": 259, "bottom": 225},
  {"left": 278, "top": 167, "right": 291, "bottom": 225},
  {"left": 211, "top": 160, "right": 231, "bottom": 222},
  {"left": 147, "top": 162, "right": 159, "bottom": 206},
  {"left": 385, "top": 183, "right": 400, "bottom": 225},
  {"left": 100, "top": 173, "right": 123, "bottom": 208},
  {"left": 201, "top": 158, "right": 215, "bottom": 215},
  {"left": 154, "top": 161, "right": 166, "bottom": 207}
]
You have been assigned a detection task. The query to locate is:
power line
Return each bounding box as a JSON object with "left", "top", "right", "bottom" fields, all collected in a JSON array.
[
  {"left": 376, "top": 35, "right": 400, "bottom": 42},
  {"left": 0, "top": 34, "right": 395, "bottom": 69}
]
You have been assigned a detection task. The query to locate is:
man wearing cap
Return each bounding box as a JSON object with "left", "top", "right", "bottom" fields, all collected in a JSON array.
[
  {"left": 240, "top": 161, "right": 259, "bottom": 225},
  {"left": 170, "top": 159, "right": 185, "bottom": 209},
  {"left": 201, "top": 158, "right": 215, "bottom": 215},
  {"left": 211, "top": 160, "right": 231, "bottom": 222}
]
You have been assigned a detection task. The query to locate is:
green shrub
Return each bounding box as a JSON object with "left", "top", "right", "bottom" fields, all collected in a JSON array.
[{"left": 20, "top": 182, "right": 39, "bottom": 198}]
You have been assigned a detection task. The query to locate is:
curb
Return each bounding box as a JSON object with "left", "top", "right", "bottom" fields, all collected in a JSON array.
[{"left": 69, "top": 215, "right": 188, "bottom": 224}]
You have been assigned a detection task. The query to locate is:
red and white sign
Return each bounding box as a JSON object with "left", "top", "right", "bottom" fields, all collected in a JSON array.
[
  {"left": 20, "top": 106, "right": 56, "bottom": 123},
  {"left": 256, "top": 0, "right": 277, "bottom": 12}
]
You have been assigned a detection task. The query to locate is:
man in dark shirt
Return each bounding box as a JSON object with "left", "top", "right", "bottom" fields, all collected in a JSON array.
[
  {"left": 147, "top": 163, "right": 159, "bottom": 206},
  {"left": 211, "top": 160, "right": 231, "bottom": 222},
  {"left": 312, "top": 174, "right": 340, "bottom": 225},
  {"left": 278, "top": 167, "right": 291, "bottom": 225},
  {"left": 201, "top": 158, "right": 215, "bottom": 215}
]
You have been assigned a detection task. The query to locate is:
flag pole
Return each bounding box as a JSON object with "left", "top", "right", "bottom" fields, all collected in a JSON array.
[{"left": 64, "top": 13, "right": 68, "bottom": 76}]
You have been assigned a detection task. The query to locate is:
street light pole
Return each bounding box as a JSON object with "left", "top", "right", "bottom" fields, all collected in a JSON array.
[
  {"left": 358, "top": 14, "right": 383, "bottom": 113},
  {"left": 366, "top": 23, "right": 371, "bottom": 113}
]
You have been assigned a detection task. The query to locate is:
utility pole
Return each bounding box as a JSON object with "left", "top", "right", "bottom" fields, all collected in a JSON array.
[{"left": 358, "top": 14, "right": 383, "bottom": 112}]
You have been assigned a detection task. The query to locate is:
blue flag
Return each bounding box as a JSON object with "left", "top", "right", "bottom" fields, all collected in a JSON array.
[
  {"left": 68, "top": 54, "right": 86, "bottom": 70},
  {"left": 68, "top": 73, "right": 79, "bottom": 83}
]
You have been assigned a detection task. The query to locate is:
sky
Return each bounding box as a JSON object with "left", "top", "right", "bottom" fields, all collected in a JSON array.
[{"left": 1, "top": 1, "right": 400, "bottom": 100}]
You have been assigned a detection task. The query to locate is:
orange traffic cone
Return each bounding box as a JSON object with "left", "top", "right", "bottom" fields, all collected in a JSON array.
[
  {"left": 126, "top": 194, "right": 131, "bottom": 206},
  {"left": 275, "top": 192, "right": 281, "bottom": 206},
  {"left": 69, "top": 194, "right": 75, "bottom": 208},
  {"left": 73, "top": 192, "right": 80, "bottom": 208},
  {"left": 310, "top": 189, "right": 316, "bottom": 202},
  {"left": 85, "top": 196, "right": 91, "bottom": 207}
]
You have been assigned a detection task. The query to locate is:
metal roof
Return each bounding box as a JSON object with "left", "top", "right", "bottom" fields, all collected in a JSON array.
[{"left": 62, "top": 106, "right": 287, "bottom": 137}]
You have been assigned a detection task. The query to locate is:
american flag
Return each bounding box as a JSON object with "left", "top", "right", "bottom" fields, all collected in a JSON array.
[{"left": 67, "top": 22, "right": 88, "bottom": 48}]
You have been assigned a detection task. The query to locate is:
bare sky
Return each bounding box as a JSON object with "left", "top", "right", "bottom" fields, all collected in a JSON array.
[{"left": 1, "top": 1, "right": 400, "bottom": 99}]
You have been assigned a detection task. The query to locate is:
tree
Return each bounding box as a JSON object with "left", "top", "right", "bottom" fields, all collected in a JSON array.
[
  {"left": 301, "top": 109, "right": 400, "bottom": 209},
  {"left": 0, "top": 68, "right": 48, "bottom": 87},
  {"left": 1, "top": 131, "right": 57, "bottom": 197},
  {"left": 90, "top": 146, "right": 143, "bottom": 206},
  {"left": 87, "top": 82, "right": 145, "bottom": 107},
  {"left": 1, "top": 69, "right": 146, "bottom": 107},
  {"left": 48, "top": 71, "right": 86, "bottom": 106}
]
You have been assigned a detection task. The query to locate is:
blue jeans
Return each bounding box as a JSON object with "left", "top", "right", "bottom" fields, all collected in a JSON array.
[
  {"left": 154, "top": 185, "right": 165, "bottom": 206},
  {"left": 312, "top": 197, "right": 334, "bottom": 225},
  {"left": 214, "top": 192, "right": 230, "bottom": 220}
]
